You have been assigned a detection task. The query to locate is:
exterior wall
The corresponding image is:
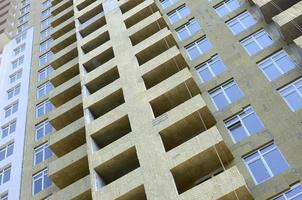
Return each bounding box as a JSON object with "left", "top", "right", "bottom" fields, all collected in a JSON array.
[{"left": 0, "top": 27, "right": 33, "bottom": 200}]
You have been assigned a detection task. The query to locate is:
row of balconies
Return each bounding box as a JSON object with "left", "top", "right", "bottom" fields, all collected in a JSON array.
[{"left": 45, "top": 0, "right": 253, "bottom": 199}]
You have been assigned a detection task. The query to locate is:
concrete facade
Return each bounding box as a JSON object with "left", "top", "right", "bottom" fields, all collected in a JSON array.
[{"left": 19, "top": 0, "right": 302, "bottom": 200}]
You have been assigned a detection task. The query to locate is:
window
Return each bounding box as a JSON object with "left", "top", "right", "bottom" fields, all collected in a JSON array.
[
  {"left": 34, "top": 143, "right": 52, "bottom": 165},
  {"left": 0, "top": 166, "right": 11, "bottom": 185},
  {"left": 40, "top": 28, "right": 51, "bottom": 40},
  {"left": 39, "top": 52, "right": 53, "bottom": 66},
  {"left": 16, "top": 32, "right": 27, "bottom": 44},
  {"left": 4, "top": 102, "right": 18, "bottom": 118},
  {"left": 176, "top": 18, "right": 201, "bottom": 41},
  {"left": 36, "top": 100, "right": 53, "bottom": 118},
  {"left": 241, "top": 29, "right": 273, "bottom": 56},
  {"left": 279, "top": 78, "right": 302, "bottom": 112},
  {"left": 209, "top": 79, "right": 244, "bottom": 110},
  {"left": 227, "top": 11, "right": 256, "bottom": 35},
  {"left": 168, "top": 5, "right": 190, "bottom": 24},
  {"left": 35, "top": 120, "right": 53, "bottom": 141},
  {"left": 9, "top": 70, "right": 22, "bottom": 83},
  {"left": 244, "top": 143, "right": 289, "bottom": 184},
  {"left": 1, "top": 121, "right": 16, "bottom": 139},
  {"left": 160, "top": 0, "right": 179, "bottom": 9},
  {"left": 13, "top": 44, "right": 25, "bottom": 56},
  {"left": 17, "top": 22, "right": 28, "bottom": 33},
  {"left": 196, "top": 55, "right": 226, "bottom": 83},
  {"left": 11, "top": 56, "right": 24, "bottom": 69},
  {"left": 20, "top": 5, "right": 30, "bottom": 15},
  {"left": 273, "top": 183, "right": 302, "bottom": 200},
  {"left": 40, "top": 39, "right": 52, "bottom": 53},
  {"left": 0, "top": 143, "right": 14, "bottom": 162},
  {"left": 38, "top": 66, "right": 53, "bottom": 81},
  {"left": 19, "top": 13, "right": 29, "bottom": 24},
  {"left": 32, "top": 169, "right": 52, "bottom": 195},
  {"left": 7, "top": 85, "right": 21, "bottom": 99},
  {"left": 41, "top": 17, "right": 51, "bottom": 30},
  {"left": 186, "top": 37, "right": 213, "bottom": 60},
  {"left": 41, "top": 8, "right": 51, "bottom": 18},
  {"left": 37, "top": 82, "right": 53, "bottom": 98},
  {"left": 258, "top": 50, "right": 296, "bottom": 81},
  {"left": 215, "top": 0, "right": 240, "bottom": 17},
  {"left": 225, "top": 106, "right": 264, "bottom": 143},
  {"left": 42, "top": 0, "right": 51, "bottom": 9},
  {"left": 0, "top": 193, "right": 8, "bottom": 200}
]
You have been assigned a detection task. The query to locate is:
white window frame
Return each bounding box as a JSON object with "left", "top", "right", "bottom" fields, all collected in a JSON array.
[
  {"left": 176, "top": 18, "right": 201, "bottom": 41},
  {"left": 13, "top": 44, "right": 25, "bottom": 56},
  {"left": 241, "top": 29, "right": 273, "bottom": 56},
  {"left": 32, "top": 169, "right": 52, "bottom": 195},
  {"left": 168, "top": 5, "right": 190, "bottom": 24},
  {"left": 196, "top": 55, "right": 226, "bottom": 83},
  {"left": 243, "top": 143, "right": 289, "bottom": 185},
  {"left": 0, "top": 166, "right": 11, "bottom": 185},
  {"left": 40, "top": 28, "right": 51, "bottom": 40},
  {"left": 279, "top": 78, "right": 302, "bottom": 112},
  {"left": 258, "top": 50, "right": 296, "bottom": 81},
  {"left": 227, "top": 11, "right": 256, "bottom": 35},
  {"left": 185, "top": 37, "right": 212, "bottom": 60},
  {"left": 37, "top": 82, "right": 53, "bottom": 98},
  {"left": 9, "top": 70, "right": 22, "bottom": 84},
  {"left": 11, "top": 56, "right": 24, "bottom": 69},
  {"left": 36, "top": 100, "right": 53, "bottom": 118},
  {"left": 0, "top": 143, "right": 14, "bottom": 161},
  {"left": 38, "top": 65, "right": 53, "bottom": 81},
  {"left": 4, "top": 102, "right": 18, "bottom": 118},
  {"left": 34, "top": 143, "right": 51, "bottom": 165},
  {"left": 35, "top": 120, "right": 53, "bottom": 141},
  {"left": 1, "top": 121, "right": 16, "bottom": 139},
  {"left": 209, "top": 79, "right": 243, "bottom": 110},
  {"left": 215, "top": 0, "right": 240, "bottom": 17},
  {"left": 7, "top": 85, "right": 21, "bottom": 100},
  {"left": 273, "top": 183, "right": 302, "bottom": 200},
  {"left": 40, "top": 39, "right": 52, "bottom": 53}
]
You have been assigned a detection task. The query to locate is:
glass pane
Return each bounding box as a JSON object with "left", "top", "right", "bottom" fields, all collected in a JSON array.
[
  {"left": 264, "top": 148, "right": 289, "bottom": 175},
  {"left": 179, "top": 7, "right": 190, "bottom": 17},
  {"left": 169, "top": 13, "right": 179, "bottom": 24},
  {"left": 189, "top": 21, "right": 201, "bottom": 35},
  {"left": 0, "top": 150, "right": 5, "bottom": 161},
  {"left": 284, "top": 92, "right": 302, "bottom": 111},
  {"left": 7, "top": 144, "right": 13, "bottom": 156},
  {"left": 229, "top": 123, "right": 247, "bottom": 143},
  {"left": 211, "top": 59, "right": 225, "bottom": 75},
  {"left": 45, "top": 147, "right": 52, "bottom": 159},
  {"left": 198, "top": 39, "right": 212, "bottom": 53},
  {"left": 248, "top": 159, "right": 271, "bottom": 184},
  {"left": 242, "top": 113, "right": 264, "bottom": 134},
  {"left": 286, "top": 184, "right": 302, "bottom": 198},
  {"left": 35, "top": 151, "right": 43, "bottom": 165},
  {"left": 34, "top": 178, "right": 42, "bottom": 194},
  {"left": 257, "top": 33, "right": 273, "bottom": 49},
  {"left": 241, "top": 15, "right": 256, "bottom": 28},
  {"left": 187, "top": 46, "right": 200, "bottom": 60},
  {"left": 45, "top": 122, "right": 52, "bottom": 135},
  {"left": 216, "top": 5, "right": 229, "bottom": 17},
  {"left": 244, "top": 40, "right": 260, "bottom": 56},
  {"left": 44, "top": 174, "right": 52, "bottom": 189},
  {"left": 3, "top": 168, "right": 10, "bottom": 183},
  {"left": 178, "top": 28, "right": 190, "bottom": 40},
  {"left": 276, "top": 56, "right": 295, "bottom": 73},
  {"left": 225, "top": 83, "right": 243, "bottom": 102},
  {"left": 212, "top": 92, "right": 229, "bottom": 110},
  {"left": 230, "top": 21, "right": 244, "bottom": 35},
  {"left": 262, "top": 63, "right": 281, "bottom": 81},
  {"left": 228, "top": 0, "right": 240, "bottom": 10},
  {"left": 198, "top": 67, "right": 213, "bottom": 82}
]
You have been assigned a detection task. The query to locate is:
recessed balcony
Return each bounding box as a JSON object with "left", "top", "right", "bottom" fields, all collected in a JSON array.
[
  {"left": 82, "top": 47, "right": 114, "bottom": 73},
  {"left": 120, "top": 0, "right": 145, "bottom": 14},
  {"left": 76, "top": 0, "right": 96, "bottom": 11},
  {"left": 81, "top": 31, "right": 110, "bottom": 54}
]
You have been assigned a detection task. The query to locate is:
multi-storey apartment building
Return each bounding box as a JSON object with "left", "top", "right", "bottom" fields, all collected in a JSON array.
[{"left": 0, "top": 0, "right": 297, "bottom": 199}]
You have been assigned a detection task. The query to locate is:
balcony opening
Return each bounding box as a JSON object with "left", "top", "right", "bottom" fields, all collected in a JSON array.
[
  {"left": 95, "top": 146, "right": 140, "bottom": 187},
  {"left": 142, "top": 54, "right": 187, "bottom": 89},
  {"left": 124, "top": 3, "right": 159, "bottom": 28},
  {"left": 130, "top": 17, "right": 167, "bottom": 46},
  {"left": 79, "top": 15, "right": 106, "bottom": 38},
  {"left": 135, "top": 35, "right": 176, "bottom": 66},
  {"left": 83, "top": 47, "right": 114, "bottom": 73},
  {"left": 50, "top": 60, "right": 79, "bottom": 87},
  {"left": 171, "top": 146, "right": 232, "bottom": 194},
  {"left": 52, "top": 9, "right": 74, "bottom": 28},
  {"left": 51, "top": 32, "right": 77, "bottom": 53},
  {"left": 88, "top": 88, "right": 125, "bottom": 119},
  {"left": 50, "top": 79, "right": 81, "bottom": 107},
  {"left": 52, "top": 20, "right": 75, "bottom": 40},
  {"left": 91, "top": 115, "right": 132, "bottom": 150},
  {"left": 51, "top": 47, "right": 78, "bottom": 69},
  {"left": 52, "top": 0, "right": 73, "bottom": 16},
  {"left": 86, "top": 66, "right": 119, "bottom": 94},
  {"left": 116, "top": 185, "right": 147, "bottom": 200},
  {"left": 120, "top": 0, "right": 145, "bottom": 14},
  {"left": 81, "top": 31, "right": 110, "bottom": 54},
  {"left": 76, "top": 0, "right": 97, "bottom": 11},
  {"left": 150, "top": 78, "right": 200, "bottom": 118},
  {"left": 160, "top": 108, "right": 216, "bottom": 151},
  {"left": 78, "top": 5, "right": 103, "bottom": 24}
]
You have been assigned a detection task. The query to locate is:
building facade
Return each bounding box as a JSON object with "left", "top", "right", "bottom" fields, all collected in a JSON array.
[{"left": 0, "top": 0, "right": 298, "bottom": 199}]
